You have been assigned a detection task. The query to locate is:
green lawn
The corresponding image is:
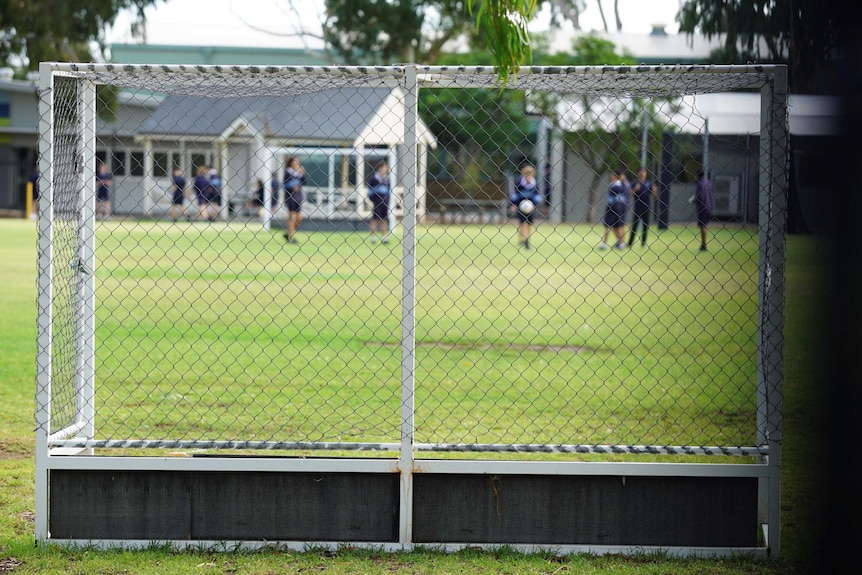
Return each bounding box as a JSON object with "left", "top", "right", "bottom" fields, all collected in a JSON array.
[
  {"left": 0, "top": 217, "right": 828, "bottom": 573},
  {"left": 48, "top": 219, "right": 762, "bottom": 451}
]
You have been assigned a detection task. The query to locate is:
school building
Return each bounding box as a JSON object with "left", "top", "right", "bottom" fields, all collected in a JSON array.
[{"left": 0, "top": 39, "right": 840, "bottom": 231}]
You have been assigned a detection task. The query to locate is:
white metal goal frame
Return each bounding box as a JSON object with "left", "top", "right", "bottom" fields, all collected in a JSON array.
[{"left": 34, "top": 63, "right": 788, "bottom": 556}]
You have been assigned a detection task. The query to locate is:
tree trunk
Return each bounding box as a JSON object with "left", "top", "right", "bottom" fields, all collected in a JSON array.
[{"left": 597, "top": 0, "right": 609, "bottom": 33}]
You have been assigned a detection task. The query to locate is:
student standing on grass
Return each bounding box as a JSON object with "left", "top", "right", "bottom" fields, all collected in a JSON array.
[
  {"left": 628, "top": 167, "right": 656, "bottom": 248},
  {"left": 206, "top": 166, "right": 222, "bottom": 221},
  {"left": 269, "top": 171, "right": 280, "bottom": 216},
  {"left": 509, "top": 163, "right": 542, "bottom": 250},
  {"left": 283, "top": 156, "right": 305, "bottom": 244},
  {"left": 367, "top": 160, "right": 392, "bottom": 244},
  {"left": 693, "top": 170, "right": 715, "bottom": 251},
  {"left": 96, "top": 162, "right": 113, "bottom": 220},
  {"left": 192, "top": 165, "right": 212, "bottom": 221},
  {"left": 600, "top": 168, "right": 631, "bottom": 250},
  {"left": 170, "top": 167, "right": 188, "bottom": 222}
]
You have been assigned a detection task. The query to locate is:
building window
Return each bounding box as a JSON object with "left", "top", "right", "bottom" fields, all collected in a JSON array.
[
  {"left": 130, "top": 151, "right": 145, "bottom": 177},
  {"left": 190, "top": 153, "right": 210, "bottom": 172},
  {"left": 111, "top": 151, "right": 126, "bottom": 176},
  {"left": 153, "top": 152, "right": 169, "bottom": 177}
]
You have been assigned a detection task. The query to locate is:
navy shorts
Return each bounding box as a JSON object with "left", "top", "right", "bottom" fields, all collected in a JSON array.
[
  {"left": 370, "top": 193, "right": 389, "bottom": 221},
  {"left": 97, "top": 187, "right": 110, "bottom": 201},
  {"left": 603, "top": 201, "right": 627, "bottom": 228},
  {"left": 514, "top": 207, "right": 535, "bottom": 224},
  {"left": 285, "top": 192, "right": 302, "bottom": 213},
  {"left": 172, "top": 191, "right": 185, "bottom": 205},
  {"left": 697, "top": 208, "right": 712, "bottom": 228}
]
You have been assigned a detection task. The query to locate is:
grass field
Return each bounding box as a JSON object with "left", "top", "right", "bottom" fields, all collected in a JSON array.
[
  {"left": 47, "top": 218, "right": 762, "bottom": 452},
  {"left": 0, "top": 217, "right": 831, "bottom": 573}
]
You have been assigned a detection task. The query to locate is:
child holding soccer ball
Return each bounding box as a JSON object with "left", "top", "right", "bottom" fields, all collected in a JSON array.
[{"left": 510, "top": 164, "right": 542, "bottom": 250}]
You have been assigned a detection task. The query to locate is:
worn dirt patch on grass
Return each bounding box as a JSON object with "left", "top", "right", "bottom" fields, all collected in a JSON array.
[
  {"left": 371, "top": 341, "right": 592, "bottom": 353},
  {"left": 0, "top": 439, "right": 34, "bottom": 460}
]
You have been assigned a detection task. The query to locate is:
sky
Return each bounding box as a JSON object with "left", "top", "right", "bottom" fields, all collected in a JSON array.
[{"left": 107, "top": 0, "right": 684, "bottom": 50}]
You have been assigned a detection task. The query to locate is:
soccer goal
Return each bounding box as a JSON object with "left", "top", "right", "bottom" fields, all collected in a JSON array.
[{"left": 34, "top": 63, "right": 788, "bottom": 556}]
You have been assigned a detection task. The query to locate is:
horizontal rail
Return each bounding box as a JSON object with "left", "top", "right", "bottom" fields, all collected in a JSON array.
[{"left": 47, "top": 438, "right": 769, "bottom": 457}]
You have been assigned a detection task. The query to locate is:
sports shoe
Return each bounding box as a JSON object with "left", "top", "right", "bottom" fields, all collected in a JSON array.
[
  {"left": 370, "top": 236, "right": 377, "bottom": 244},
  {"left": 381, "top": 236, "right": 389, "bottom": 244},
  {"left": 615, "top": 242, "right": 626, "bottom": 250},
  {"left": 699, "top": 245, "right": 707, "bottom": 251},
  {"left": 599, "top": 243, "right": 608, "bottom": 250}
]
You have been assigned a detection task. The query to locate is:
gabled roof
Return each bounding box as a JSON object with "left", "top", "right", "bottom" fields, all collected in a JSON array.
[
  {"left": 138, "top": 87, "right": 393, "bottom": 142},
  {"left": 138, "top": 86, "right": 437, "bottom": 147}
]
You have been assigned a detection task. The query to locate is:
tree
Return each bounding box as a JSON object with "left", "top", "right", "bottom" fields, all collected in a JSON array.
[
  {"left": 421, "top": 49, "right": 532, "bottom": 199},
  {"left": 677, "top": 0, "right": 847, "bottom": 93},
  {"left": 320, "top": 1, "right": 591, "bottom": 78},
  {"left": 323, "top": 0, "right": 424, "bottom": 64},
  {"left": 468, "top": 0, "right": 538, "bottom": 84},
  {"left": 0, "top": 0, "right": 164, "bottom": 71},
  {"left": 322, "top": 0, "right": 537, "bottom": 66},
  {"left": 467, "top": 0, "right": 604, "bottom": 84},
  {"left": 552, "top": 34, "right": 644, "bottom": 222}
]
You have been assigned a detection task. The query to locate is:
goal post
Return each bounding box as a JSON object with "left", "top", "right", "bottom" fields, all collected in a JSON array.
[{"left": 34, "top": 63, "right": 788, "bottom": 556}]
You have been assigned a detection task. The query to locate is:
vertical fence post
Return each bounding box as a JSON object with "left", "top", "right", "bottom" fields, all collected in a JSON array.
[
  {"left": 398, "top": 64, "right": 419, "bottom": 547},
  {"left": 34, "top": 62, "right": 55, "bottom": 543},
  {"left": 77, "top": 79, "right": 97, "bottom": 452},
  {"left": 757, "top": 65, "right": 788, "bottom": 557}
]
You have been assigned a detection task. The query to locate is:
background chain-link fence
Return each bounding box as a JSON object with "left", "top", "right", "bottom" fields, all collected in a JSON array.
[{"left": 36, "top": 65, "right": 786, "bottom": 457}]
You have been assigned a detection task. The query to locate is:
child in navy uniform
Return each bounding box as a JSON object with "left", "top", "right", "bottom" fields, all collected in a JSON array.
[
  {"left": 170, "top": 167, "right": 187, "bottom": 221},
  {"left": 367, "top": 161, "right": 392, "bottom": 244},
  {"left": 192, "top": 166, "right": 212, "bottom": 221},
  {"left": 283, "top": 156, "right": 306, "bottom": 244},
  {"left": 509, "top": 164, "right": 542, "bottom": 250},
  {"left": 628, "top": 167, "right": 655, "bottom": 248},
  {"left": 600, "top": 168, "right": 631, "bottom": 250}
]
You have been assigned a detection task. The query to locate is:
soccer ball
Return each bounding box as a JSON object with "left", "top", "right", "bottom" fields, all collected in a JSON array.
[{"left": 518, "top": 199, "right": 535, "bottom": 215}]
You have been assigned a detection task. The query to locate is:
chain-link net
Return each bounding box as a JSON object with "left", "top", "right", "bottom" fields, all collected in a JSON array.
[
  {"left": 36, "top": 64, "right": 786, "bottom": 457},
  {"left": 40, "top": 75, "right": 88, "bottom": 436}
]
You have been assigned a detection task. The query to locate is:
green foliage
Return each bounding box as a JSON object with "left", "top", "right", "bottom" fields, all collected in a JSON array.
[
  {"left": 321, "top": 1, "right": 588, "bottom": 78},
  {"left": 677, "top": 0, "right": 845, "bottom": 93},
  {"left": 467, "top": 0, "right": 538, "bottom": 85},
  {"left": 420, "top": 86, "right": 530, "bottom": 181},
  {"left": 323, "top": 0, "right": 424, "bottom": 64},
  {"left": 322, "top": 0, "right": 503, "bottom": 65},
  {"left": 421, "top": 44, "right": 533, "bottom": 192},
  {"left": 0, "top": 0, "right": 164, "bottom": 69}
]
